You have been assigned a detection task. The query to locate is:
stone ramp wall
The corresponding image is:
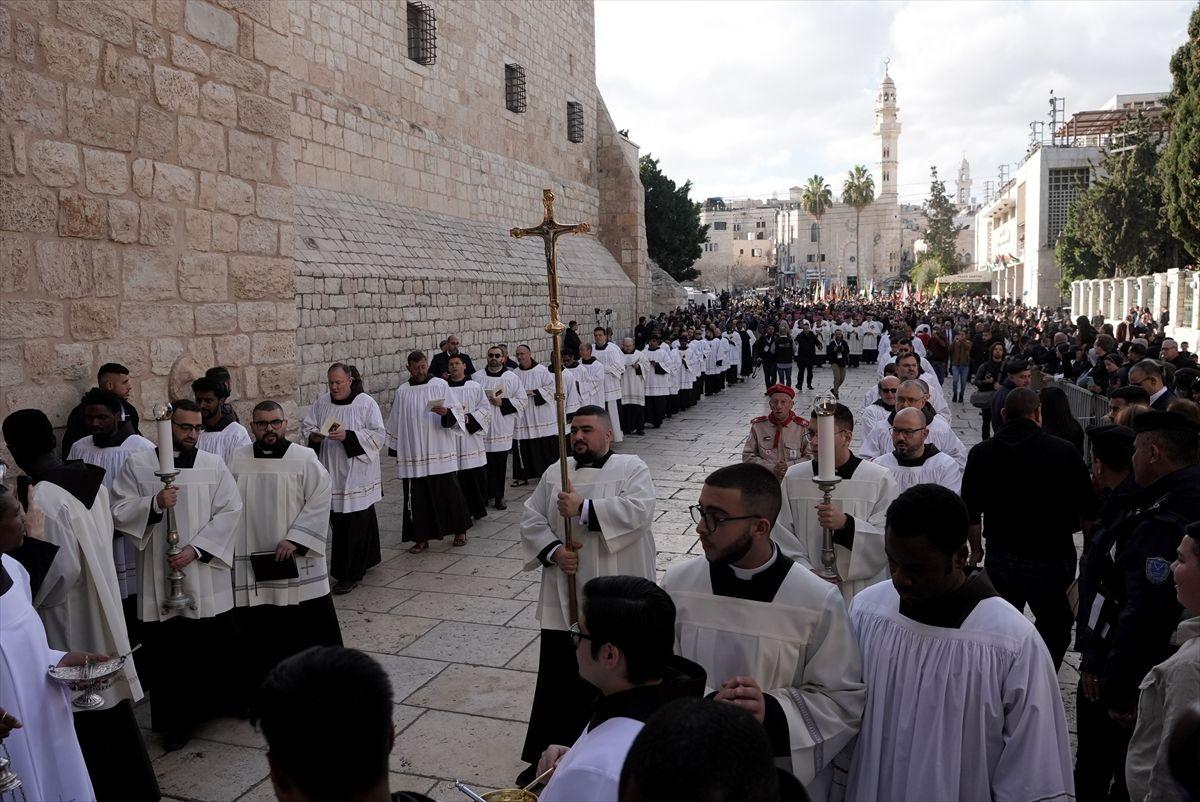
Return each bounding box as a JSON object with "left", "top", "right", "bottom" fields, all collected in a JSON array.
[{"left": 294, "top": 186, "right": 634, "bottom": 408}]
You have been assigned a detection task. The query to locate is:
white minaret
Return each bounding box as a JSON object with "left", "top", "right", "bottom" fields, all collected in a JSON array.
[
  {"left": 874, "top": 61, "right": 900, "bottom": 199},
  {"left": 956, "top": 153, "right": 971, "bottom": 210}
]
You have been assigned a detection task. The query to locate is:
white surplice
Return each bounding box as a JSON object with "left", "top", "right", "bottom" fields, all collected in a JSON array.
[
  {"left": 620, "top": 350, "right": 647, "bottom": 406},
  {"left": 110, "top": 449, "right": 241, "bottom": 621},
  {"left": 33, "top": 480, "right": 141, "bottom": 705},
  {"left": 0, "top": 556, "right": 94, "bottom": 802},
  {"left": 197, "top": 420, "right": 252, "bottom": 465},
  {"left": 228, "top": 443, "right": 333, "bottom": 606},
  {"left": 773, "top": 459, "right": 899, "bottom": 604},
  {"left": 873, "top": 449, "right": 963, "bottom": 495},
  {"left": 663, "top": 555, "right": 866, "bottom": 801},
  {"left": 569, "top": 362, "right": 604, "bottom": 410},
  {"left": 539, "top": 716, "right": 644, "bottom": 802},
  {"left": 858, "top": 402, "right": 893, "bottom": 440},
  {"left": 386, "top": 377, "right": 460, "bottom": 478},
  {"left": 445, "top": 379, "right": 491, "bottom": 470},
  {"left": 642, "top": 346, "right": 676, "bottom": 397},
  {"left": 845, "top": 581, "right": 1075, "bottom": 802},
  {"left": 521, "top": 454, "right": 656, "bottom": 632},
  {"left": 591, "top": 341, "right": 625, "bottom": 403},
  {"left": 472, "top": 368, "right": 526, "bottom": 452},
  {"left": 68, "top": 433, "right": 156, "bottom": 597},
  {"left": 859, "top": 414, "right": 967, "bottom": 469},
  {"left": 515, "top": 363, "right": 559, "bottom": 439},
  {"left": 300, "top": 391, "right": 386, "bottom": 513}
]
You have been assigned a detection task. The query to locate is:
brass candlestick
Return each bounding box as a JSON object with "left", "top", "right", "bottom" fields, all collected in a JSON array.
[{"left": 511, "top": 189, "right": 591, "bottom": 625}]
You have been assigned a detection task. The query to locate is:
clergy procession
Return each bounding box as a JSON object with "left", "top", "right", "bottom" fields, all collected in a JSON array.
[{"left": 2, "top": 288, "right": 1200, "bottom": 802}]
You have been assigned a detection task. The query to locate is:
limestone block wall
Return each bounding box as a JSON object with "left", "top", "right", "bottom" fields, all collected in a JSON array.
[
  {"left": 0, "top": 0, "right": 297, "bottom": 431},
  {"left": 293, "top": 186, "right": 634, "bottom": 407}
]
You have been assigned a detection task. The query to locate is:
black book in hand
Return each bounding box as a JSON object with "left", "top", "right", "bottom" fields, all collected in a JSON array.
[{"left": 250, "top": 551, "right": 299, "bottom": 581}]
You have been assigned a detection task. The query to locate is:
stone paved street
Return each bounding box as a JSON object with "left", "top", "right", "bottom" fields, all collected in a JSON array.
[{"left": 145, "top": 361, "right": 1080, "bottom": 801}]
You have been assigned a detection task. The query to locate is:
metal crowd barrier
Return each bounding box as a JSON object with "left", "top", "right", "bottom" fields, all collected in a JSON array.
[{"left": 1049, "top": 377, "right": 1110, "bottom": 464}]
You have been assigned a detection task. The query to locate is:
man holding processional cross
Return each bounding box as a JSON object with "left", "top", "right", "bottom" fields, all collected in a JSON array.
[{"left": 511, "top": 193, "right": 659, "bottom": 785}]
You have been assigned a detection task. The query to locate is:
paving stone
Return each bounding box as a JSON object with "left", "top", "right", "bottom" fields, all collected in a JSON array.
[
  {"left": 438, "top": 554, "right": 526, "bottom": 580},
  {"left": 390, "top": 590, "right": 528, "bottom": 626},
  {"left": 404, "top": 664, "right": 535, "bottom": 722},
  {"left": 331, "top": 584, "right": 417, "bottom": 613},
  {"left": 388, "top": 571, "right": 533, "bottom": 600},
  {"left": 390, "top": 710, "right": 528, "bottom": 790},
  {"left": 400, "top": 621, "right": 536, "bottom": 667},
  {"left": 366, "top": 652, "right": 448, "bottom": 702},
  {"left": 335, "top": 609, "right": 439, "bottom": 655},
  {"left": 154, "top": 739, "right": 268, "bottom": 802}
]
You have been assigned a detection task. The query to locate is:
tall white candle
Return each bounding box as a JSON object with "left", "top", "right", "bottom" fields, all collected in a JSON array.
[
  {"left": 157, "top": 416, "right": 175, "bottom": 474},
  {"left": 816, "top": 411, "right": 836, "bottom": 482}
]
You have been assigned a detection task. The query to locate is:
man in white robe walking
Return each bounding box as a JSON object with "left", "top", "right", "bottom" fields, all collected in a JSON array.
[
  {"left": 859, "top": 380, "right": 966, "bottom": 468},
  {"left": 230, "top": 400, "right": 342, "bottom": 695},
  {"left": 194, "top": 376, "right": 252, "bottom": 465},
  {"left": 302, "top": 363, "right": 386, "bottom": 594},
  {"left": 774, "top": 403, "right": 899, "bottom": 604},
  {"left": 445, "top": 354, "right": 492, "bottom": 520},
  {"left": 619, "top": 337, "right": 647, "bottom": 436},
  {"left": 663, "top": 463, "right": 865, "bottom": 801},
  {"left": 592, "top": 327, "right": 625, "bottom": 444},
  {"left": 472, "top": 346, "right": 526, "bottom": 509},
  {"left": 642, "top": 333, "right": 676, "bottom": 429},
  {"left": 871, "top": 407, "right": 963, "bottom": 494},
  {"left": 110, "top": 399, "right": 242, "bottom": 752},
  {"left": 513, "top": 344, "right": 559, "bottom": 485},
  {"left": 845, "top": 483, "right": 1074, "bottom": 802},
  {"left": 517, "top": 406, "right": 657, "bottom": 783}
]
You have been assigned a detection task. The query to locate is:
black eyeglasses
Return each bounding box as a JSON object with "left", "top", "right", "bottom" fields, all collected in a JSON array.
[
  {"left": 568, "top": 622, "right": 593, "bottom": 647},
  {"left": 173, "top": 423, "right": 203, "bottom": 434},
  {"left": 252, "top": 419, "right": 286, "bottom": 429},
  {"left": 689, "top": 504, "right": 761, "bottom": 530}
]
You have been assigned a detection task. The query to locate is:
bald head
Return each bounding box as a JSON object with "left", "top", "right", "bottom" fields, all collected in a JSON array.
[{"left": 896, "top": 379, "right": 927, "bottom": 410}]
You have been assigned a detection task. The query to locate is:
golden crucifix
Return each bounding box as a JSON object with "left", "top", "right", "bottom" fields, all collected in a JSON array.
[{"left": 511, "top": 189, "right": 591, "bottom": 624}]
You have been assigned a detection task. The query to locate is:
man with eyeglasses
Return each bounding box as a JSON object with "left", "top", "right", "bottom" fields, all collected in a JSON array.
[
  {"left": 663, "top": 463, "right": 864, "bottom": 801},
  {"left": 742, "top": 384, "right": 809, "bottom": 480},
  {"left": 1128, "top": 359, "right": 1175, "bottom": 411},
  {"left": 859, "top": 375, "right": 899, "bottom": 437},
  {"left": 228, "top": 401, "right": 342, "bottom": 697},
  {"left": 110, "top": 398, "right": 242, "bottom": 751},
  {"left": 870, "top": 407, "right": 962, "bottom": 494},
  {"left": 774, "top": 403, "right": 899, "bottom": 605},
  {"left": 472, "top": 346, "right": 526, "bottom": 510},
  {"left": 517, "top": 406, "right": 657, "bottom": 785},
  {"left": 859, "top": 380, "right": 967, "bottom": 469}
]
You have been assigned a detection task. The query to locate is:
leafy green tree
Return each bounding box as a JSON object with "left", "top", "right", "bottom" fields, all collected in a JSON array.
[
  {"left": 923, "top": 166, "right": 962, "bottom": 272},
  {"left": 1160, "top": 3, "right": 1200, "bottom": 261},
  {"left": 841, "top": 165, "right": 875, "bottom": 283},
  {"left": 1055, "top": 200, "right": 1106, "bottom": 285},
  {"left": 909, "top": 257, "right": 945, "bottom": 292},
  {"left": 639, "top": 154, "right": 706, "bottom": 282},
  {"left": 801, "top": 175, "right": 833, "bottom": 287}
]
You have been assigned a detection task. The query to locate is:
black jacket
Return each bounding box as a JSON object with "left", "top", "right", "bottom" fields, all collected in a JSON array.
[
  {"left": 960, "top": 418, "right": 1096, "bottom": 558},
  {"left": 429, "top": 350, "right": 475, "bottom": 379},
  {"left": 826, "top": 340, "right": 850, "bottom": 367},
  {"left": 61, "top": 393, "right": 141, "bottom": 460},
  {"left": 794, "top": 331, "right": 819, "bottom": 364},
  {"left": 1076, "top": 466, "right": 1199, "bottom": 711}
]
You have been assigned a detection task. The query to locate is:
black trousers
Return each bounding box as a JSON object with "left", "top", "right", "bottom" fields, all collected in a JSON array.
[
  {"left": 144, "top": 612, "right": 241, "bottom": 736},
  {"left": 666, "top": 392, "right": 679, "bottom": 416},
  {"left": 1074, "top": 685, "right": 1132, "bottom": 802},
  {"left": 761, "top": 363, "right": 777, "bottom": 388},
  {"left": 849, "top": 354, "right": 861, "bottom": 368},
  {"left": 330, "top": 506, "right": 382, "bottom": 582},
  {"left": 521, "top": 630, "right": 597, "bottom": 765},
  {"left": 620, "top": 402, "right": 645, "bottom": 433},
  {"left": 985, "top": 548, "right": 1076, "bottom": 670},
  {"left": 486, "top": 449, "right": 509, "bottom": 501},
  {"left": 796, "top": 362, "right": 814, "bottom": 388},
  {"left": 646, "top": 395, "right": 667, "bottom": 427},
  {"left": 75, "top": 700, "right": 160, "bottom": 802}
]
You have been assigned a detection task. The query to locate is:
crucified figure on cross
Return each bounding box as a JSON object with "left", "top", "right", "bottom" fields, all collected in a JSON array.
[{"left": 510, "top": 189, "right": 591, "bottom": 624}]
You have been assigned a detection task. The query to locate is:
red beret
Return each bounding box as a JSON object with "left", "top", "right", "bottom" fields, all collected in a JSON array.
[{"left": 765, "top": 383, "right": 795, "bottom": 399}]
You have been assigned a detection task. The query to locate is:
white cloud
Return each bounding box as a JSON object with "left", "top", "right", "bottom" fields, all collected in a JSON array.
[{"left": 595, "top": 0, "right": 1193, "bottom": 205}]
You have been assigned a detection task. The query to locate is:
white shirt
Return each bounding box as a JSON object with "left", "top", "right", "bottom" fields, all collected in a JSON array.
[{"left": 539, "top": 717, "right": 643, "bottom": 802}]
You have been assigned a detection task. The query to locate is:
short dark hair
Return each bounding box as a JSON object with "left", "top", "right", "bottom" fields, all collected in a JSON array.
[
  {"left": 253, "top": 400, "right": 284, "bottom": 414},
  {"left": 191, "top": 376, "right": 228, "bottom": 399},
  {"left": 573, "top": 405, "right": 612, "bottom": 428},
  {"left": 896, "top": 352, "right": 919, "bottom": 367},
  {"left": 582, "top": 576, "right": 675, "bottom": 685},
  {"left": 171, "top": 398, "right": 201, "bottom": 414},
  {"left": 820, "top": 402, "right": 855, "bottom": 432},
  {"left": 97, "top": 362, "right": 129, "bottom": 381},
  {"left": 1130, "top": 359, "right": 1165, "bottom": 381},
  {"left": 594, "top": 326, "right": 606, "bottom": 334},
  {"left": 205, "top": 366, "right": 232, "bottom": 389},
  {"left": 1110, "top": 385, "right": 1151, "bottom": 405},
  {"left": 1141, "top": 429, "right": 1200, "bottom": 467},
  {"left": 1004, "top": 387, "right": 1040, "bottom": 421},
  {"left": 447, "top": 354, "right": 466, "bottom": 365},
  {"left": 81, "top": 387, "right": 123, "bottom": 413},
  {"left": 619, "top": 698, "right": 780, "bottom": 802},
  {"left": 886, "top": 484, "right": 968, "bottom": 558},
  {"left": 407, "top": 350, "right": 426, "bottom": 365},
  {"left": 253, "top": 647, "right": 393, "bottom": 801},
  {"left": 703, "top": 463, "right": 782, "bottom": 526}
]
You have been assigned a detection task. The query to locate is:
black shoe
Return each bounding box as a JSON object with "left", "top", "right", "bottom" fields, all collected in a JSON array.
[
  {"left": 162, "top": 731, "right": 190, "bottom": 753},
  {"left": 333, "top": 580, "right": 358, "bottom": 596},
  {"left": 494, "top": 499, "right": 507, "bottom": 510}
]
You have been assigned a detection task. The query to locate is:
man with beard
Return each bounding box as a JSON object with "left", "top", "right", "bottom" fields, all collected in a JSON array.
[
  {"left": 859, "top": 380, "right": 967, "bottom": 469},
  {"left": 66, "top": 389, "right": 156, "bottom": 641},
  {"left": 386, "top": 351, "right": 472, "bottom": 552},
  {"left": 871, "top": 407, "right": 963, "bottom": 494},
  {"left": 428, "top": 334, "right": 475, "bottom": 379},
  {"left": 194, "top": 376, "right": 251, "bottom": 465},
  {"left": 472, "top": 346, "right": 526, "bottom": 509},
  {"left": 229, "top": 401, "right": 341, "bottom": 694},
  {"left": 109, "top": 400, "right": 241, "bottom": 752},
  {"left": 619, "top": 337, "right": 647, "bottom": 437},
  {"left": 301, "top": 364, "right": 386, "bottom": 595},
  {"left": 61, "top": 363, "right": 142, "bottom": 459},
  {"left": 517, "top": 406, "right": 657, "bottom": 785},
  {"left": 663, "top": 463, "right": 864, "bottom": 801}
]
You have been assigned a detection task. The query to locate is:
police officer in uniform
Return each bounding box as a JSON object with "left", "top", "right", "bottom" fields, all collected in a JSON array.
[
  {"left": 1075, "top": 411, "right": 1200, "bottom": 802},
  {"left": 741, "top": 384, "right": 810, "bottom": 480}
]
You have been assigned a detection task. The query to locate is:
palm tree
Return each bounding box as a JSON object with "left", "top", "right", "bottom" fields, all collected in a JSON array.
[
  {"left": 801, "top": 175, "right": 834, "bottom": 291},
  {"left": 841, "top": 165, "right": 875, "bottom": 290}
]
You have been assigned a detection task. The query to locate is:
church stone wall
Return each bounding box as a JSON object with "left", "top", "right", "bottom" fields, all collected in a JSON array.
[{"left": 1, "top": 0, "right": 298, "bottom": 430}]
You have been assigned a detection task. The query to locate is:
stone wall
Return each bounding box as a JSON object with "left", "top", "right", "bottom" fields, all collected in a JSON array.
[{"left": 1, "top": 0, "right": 297, "bottom": 431}]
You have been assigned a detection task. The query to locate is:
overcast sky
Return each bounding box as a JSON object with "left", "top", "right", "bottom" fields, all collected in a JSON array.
[{"left": 594, "top": 0, "right": 1193, "bottom": 207}]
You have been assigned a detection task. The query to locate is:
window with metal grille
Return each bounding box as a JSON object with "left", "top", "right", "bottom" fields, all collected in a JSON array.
[
  {"left": 567, "top": 101, "right": 584, "bottom": 143},
  {"left": 1047, "top": 167, "right": 1089, "bottom": 246},
  {"left": 505, "top": 64, "right": 526, "bottom": 113},
  {"left": 712, "top": 221, "right": 727, "bottom": 231},
  {"left": 406, "top": 2, "right": 436, "bottom": 66}
]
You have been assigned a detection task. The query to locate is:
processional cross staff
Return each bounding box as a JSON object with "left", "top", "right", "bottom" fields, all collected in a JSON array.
[{"left": 510, "top": 189, "right": 591, "bottom": 624}]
